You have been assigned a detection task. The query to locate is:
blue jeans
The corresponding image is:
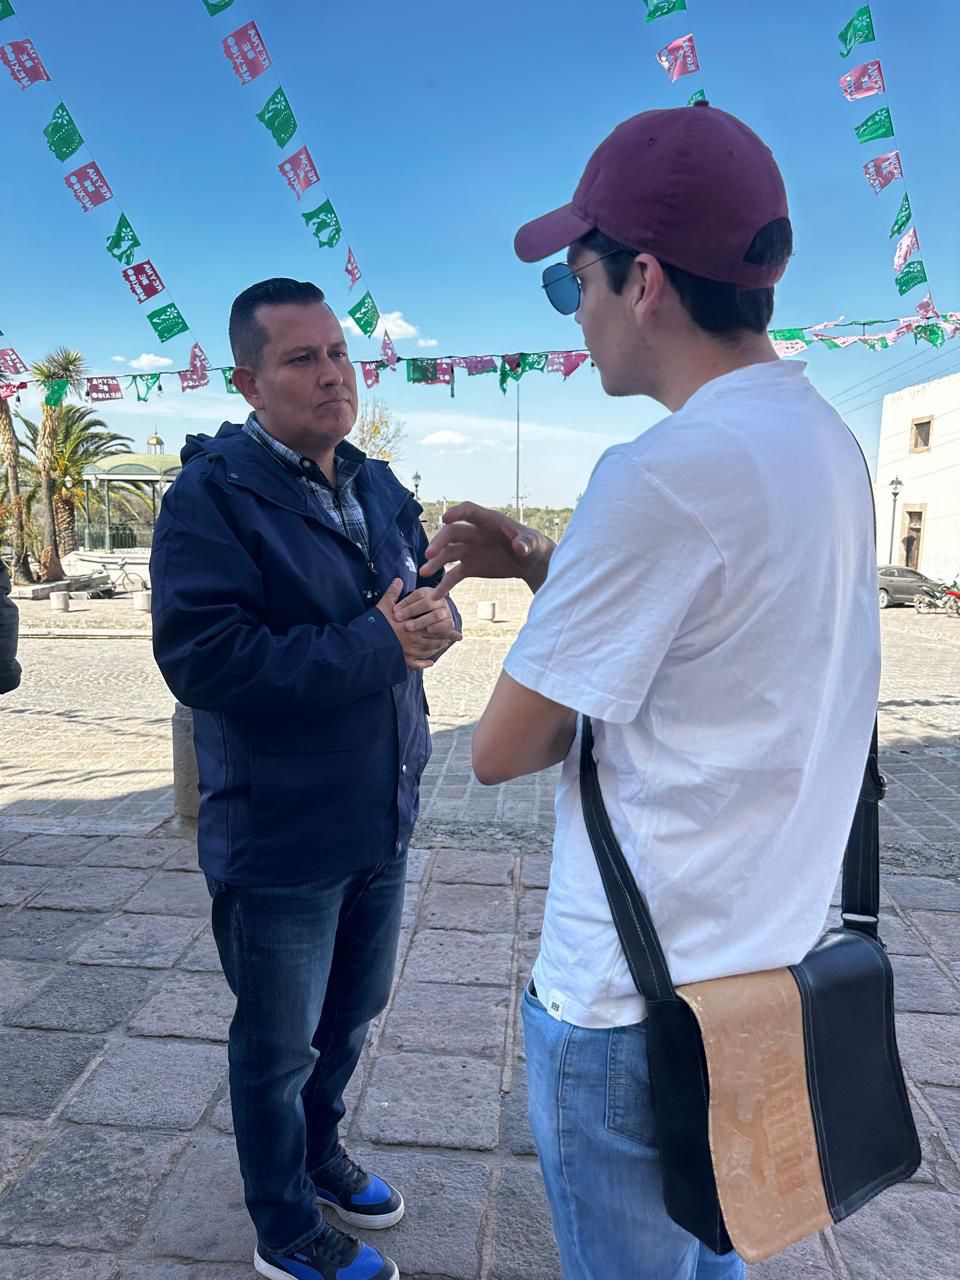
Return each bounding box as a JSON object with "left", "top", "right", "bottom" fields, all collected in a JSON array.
[
  {"left": 522, "top": 983, "right": 745, "bottom": 1280},
  {"left": 207, "top": 854, "right": 406, "bottom": 1253}
]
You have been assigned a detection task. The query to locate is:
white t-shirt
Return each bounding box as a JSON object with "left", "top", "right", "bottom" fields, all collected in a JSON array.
[{"left": 504, "top": 361, "right": 879, "bottom": 1029}]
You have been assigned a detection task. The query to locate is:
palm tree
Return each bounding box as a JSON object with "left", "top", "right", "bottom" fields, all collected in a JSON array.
[
  {"left": 0, "top": 394, "right": 33, "bottom": 582},
  {"left": 16, "top": 405, "right": 132, "bottom": 556},
  {"left": 30, "top": 347, "right": 88, "bottom": 581}
]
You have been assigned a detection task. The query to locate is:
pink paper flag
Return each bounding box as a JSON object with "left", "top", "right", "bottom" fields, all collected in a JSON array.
[
  {"left": 64, "top": 162, "right": 114, "bottom": 212},
  {"left": 380, "top": 331, "right": 398, "bottom": 368},
  {"left": 863, "top": 151, "right": 903, "bottom": 195},
  {"left": 915, "top": 293, "right": 939, "bottom": 319},
  {"left": 812, "top": 333, "right": 860, "bottom": 348},
  {"left": 0, "top": 348, "right": 27, "bottom": 376},
  {"left": 179, "top": 343, "right": 211, "bottom": 392},
  {"left": 222, "top": 22, "right": 271, "bottom": 84},
  {"left": 360, "top": 361, "right": 381, "bottom": 388},
  {"left": 893, "top": 227, "right": 919, "bottom": 272},
  {"left": 0, "top": 381, "right": 27, "bottom": 400},
  {"left": 656, "top": 33, "right": 699, "bottom": 83},
  {"left": 86, "top": 377, "right": 123, "bottom": 402},
  {"left": 773, "top": 339, "right": 811, "bottom": 358},
  {"left": 344, "top": 247, "right": 362, "bottom": 291},
  {"left": 450, "top": 355, "right": 498, "bottom": 375},
  {"left": 121, "top": 259, "right": 165, "bottom": 304},
  {"left": 0, "top": 39, "right": 50, "bottom": 89},
  {"left": 279, "top": 144, "right": 320, "bottom": 199},
  {"left": 839, "top": 59, "right": 885, "bottom": 101},
  {"left": 546, "top": 351, "right": 590, "bottom": 379}
]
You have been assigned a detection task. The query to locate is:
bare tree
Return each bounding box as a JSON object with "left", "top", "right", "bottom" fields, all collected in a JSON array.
[{"left": 351, "top": 398, "right": 405, "bottom": 462}]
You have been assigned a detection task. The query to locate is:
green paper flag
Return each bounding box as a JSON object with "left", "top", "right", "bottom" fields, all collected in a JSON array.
[
  {"left": 645, "top": 0, "right": 686, "bottom": 22},
  {"left": 854, "top": 106, "right": 894, "bottom": 145},
  {"left": 499, "top": 352, "right": 548, "bottom": 393},
  {"left": 862, "top": 336, "right": 890, "bottom": 352},
  {"left": 0, "top": 1, "right": 14, "bottom": 20},
  {"left": 815, "top": 337, "right": 843, "bottom": 350},
  {"left": 42, "top": 378, "right": 69, "bottom": 408},
  {"left": 768, "top": 328, "right": 808, "bottom": 343},
  {"left": 889, "top": 193, "right": 912, "bottom": 239},
  {"left": 915, "top": 323, "right": 945, "bottom": 348},
  {"left": 129, "top": 373, "right": 161, "bottom": 402},
  {"left": 222, "top": 368, "right": 240, "bottom": 393},
  {"left": 147, "top": 302, "right": 189, "bottom": 344},
  {"left": 302, "top": 199, "right": 342, "bottom": 249},
  {"left": 256, "top": 86, "right": 297, "bottom": 148},
  {"left": 348, "top": 292, "right": 380, "bottom": 338},
  {"left": 895, "top": 259, "right": 927, "bottom": 296},
  {"left": 202, "top": 0, "right": 236, "bottom": 13},
  {"left": 43, "top": 102, "right": 83, "bottom": 162},
  {"left": 687, "top": 89, "right": 706, "bottom": 105},
  {"left": 838, "top": 5, "right": 875, "bottom": 58},
  {"left": 105, "top": 214, "right": 141, "bottom": 267}
]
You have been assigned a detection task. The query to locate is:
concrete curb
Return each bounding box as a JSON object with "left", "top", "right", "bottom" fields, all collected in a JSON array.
[{"left": 19, "top": 630, "right": 152, "bottom": 640}]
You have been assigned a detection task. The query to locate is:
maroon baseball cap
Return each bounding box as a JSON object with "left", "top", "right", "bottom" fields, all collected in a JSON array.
[{"left": 514, "top": 102, "right": 789, "bottom": 289}]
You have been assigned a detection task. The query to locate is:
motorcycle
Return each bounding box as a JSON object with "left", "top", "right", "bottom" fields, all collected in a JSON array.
[{"left": 914, "top": 582, "right": 960, "bottom": 616}]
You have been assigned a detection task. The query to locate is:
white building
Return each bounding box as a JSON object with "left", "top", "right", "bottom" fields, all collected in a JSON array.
[{"left": 873, "top": 369, "right": 960, "bottom": 581}]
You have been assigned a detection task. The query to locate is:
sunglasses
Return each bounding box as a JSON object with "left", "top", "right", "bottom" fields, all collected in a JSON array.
[{"left": 541, "top": 250, "right": 626, "bottom": 315}]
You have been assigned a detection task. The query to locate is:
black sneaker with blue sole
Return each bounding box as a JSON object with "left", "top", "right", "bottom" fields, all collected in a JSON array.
[
  {"left": 254, "top": 1219, "right": 398, "bottom": 1280},
  {"left": 312, "top": 1147, "right": 405, "bottom": 1231}
]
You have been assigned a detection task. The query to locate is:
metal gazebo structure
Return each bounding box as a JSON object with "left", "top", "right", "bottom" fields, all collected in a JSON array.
[{"left": 81, "top": 436, "right": 182, "bottom": 552}]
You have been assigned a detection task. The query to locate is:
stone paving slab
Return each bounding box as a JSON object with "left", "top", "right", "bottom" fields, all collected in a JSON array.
[
  {"left": 127, "top": 971, "right": 233, "bottom": 1042},
  {"left": 70, "top": 913, "right": 203, "bottom": 969},
  {"left": 64, "top": 1039, "right": 225, "bottom": 1129},
  {"left": 0, "top": 1125, "right": 187, "bottom": 1250},
  {"left": 3, "top": 966, "right": 153, "bottom": 1033},
  {"left": 357, "top": 1052, "right": 503, "bottom": 1150},
  {"left": 0, "top": 1028, "right": 104, "bottom": 1118}
]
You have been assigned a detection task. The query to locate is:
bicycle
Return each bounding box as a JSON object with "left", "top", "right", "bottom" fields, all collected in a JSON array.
[{"left": 88, "top": 559, "right": 147, "bottom": 598}]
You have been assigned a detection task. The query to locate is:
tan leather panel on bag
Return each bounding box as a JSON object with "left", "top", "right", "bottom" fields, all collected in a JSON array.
[{"left": 678, "top": 969, "right": 832, "bottom": 1263}]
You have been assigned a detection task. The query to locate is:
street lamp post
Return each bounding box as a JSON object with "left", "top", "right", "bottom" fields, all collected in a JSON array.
[
  {"left": 412, "top": 471, "right": 421, "bottom": 501},
  {"left": 888, "top": 476, "right": 903, "bottom": 564}
]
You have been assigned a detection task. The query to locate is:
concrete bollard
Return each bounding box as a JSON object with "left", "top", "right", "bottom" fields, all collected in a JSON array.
[
  {"left": 172, "top": 701, "right": 200, "bottom": 822},
  {"left": 50, "top": 591, "right": 70, "bottom": 612},
  {"left": 133, "top": 590, "right": 152, "bottom": 612},
  {"left": 477, "top": 601, "right": 496, "bottom": 622}
]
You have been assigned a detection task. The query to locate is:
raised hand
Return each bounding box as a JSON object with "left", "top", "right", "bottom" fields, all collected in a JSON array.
[{"left": 419, "top": 503, "right": 555, "bottom": 599}]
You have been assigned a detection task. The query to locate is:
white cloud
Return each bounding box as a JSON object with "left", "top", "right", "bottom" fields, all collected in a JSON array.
[
  {"left": 422, "top": 430, "right": 470, "bottom": 448},
  {"left": 128, "top": 352, "right": 174, "bottom": 372},
  {"left": 417, "top": 337, "right": 439, "bottom": 349},
  {"left": 111, "top": 355, "right": 127, "bottom": 363},
  {"left": 339, "top": 310, "right": 419, "bottom": 341}
]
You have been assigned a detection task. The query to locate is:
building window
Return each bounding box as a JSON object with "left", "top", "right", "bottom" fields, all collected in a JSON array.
[{"left": 910, "top": 418, "right": 932, "bottom": 452}]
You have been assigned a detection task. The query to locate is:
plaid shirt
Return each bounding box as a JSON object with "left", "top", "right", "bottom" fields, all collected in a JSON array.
[{"left": 243, "top": 414, "right": 370, "bottom": 559}]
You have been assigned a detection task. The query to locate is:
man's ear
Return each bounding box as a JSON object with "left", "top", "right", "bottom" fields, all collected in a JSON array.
[
  {"left": 629, "top": 254, "right": 665, "bottom": 320},
  {"left": 231, "top": 365, "right": 263, "bottom": 408}
]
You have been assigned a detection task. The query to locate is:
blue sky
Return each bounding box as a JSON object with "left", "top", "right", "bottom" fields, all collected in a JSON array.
[{"left": 3, "top": 0, "right": 959, "bottom": 505}]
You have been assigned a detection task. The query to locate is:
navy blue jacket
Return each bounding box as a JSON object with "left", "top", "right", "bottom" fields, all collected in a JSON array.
[{"left": 150, "top": 422, "right": 455, "bottom": 886}]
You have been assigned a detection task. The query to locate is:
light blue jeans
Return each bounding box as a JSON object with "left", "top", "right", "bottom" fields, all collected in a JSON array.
[{"left": 522, "top": 983, "right": 745, "bottom": 1280}]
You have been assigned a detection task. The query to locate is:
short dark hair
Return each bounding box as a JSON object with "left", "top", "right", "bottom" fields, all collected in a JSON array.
[
  {"left": 229, "top": 278, "right": 326, "bottom": 369},
  {"left": 576, "top": 219, "right": 793, "bottom": 336}
]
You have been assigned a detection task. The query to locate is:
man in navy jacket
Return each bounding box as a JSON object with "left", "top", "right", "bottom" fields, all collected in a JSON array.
[{"left": 151, "top": 278, "right": 461, "bottom": 1280}]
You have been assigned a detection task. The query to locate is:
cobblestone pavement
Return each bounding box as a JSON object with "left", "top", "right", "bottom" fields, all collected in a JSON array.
[{"left": 0, "top": 588, "right": 958, "bottom": 1278}]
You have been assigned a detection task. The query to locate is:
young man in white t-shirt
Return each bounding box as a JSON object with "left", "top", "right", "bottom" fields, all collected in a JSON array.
[{"left": 402, "top": 103, "right": 879, "bottom": 1279}]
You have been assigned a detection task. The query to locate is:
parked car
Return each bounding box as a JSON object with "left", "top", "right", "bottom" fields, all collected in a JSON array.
[{"left": 878, "top": 565, "right": 939, "bottom": 609}]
